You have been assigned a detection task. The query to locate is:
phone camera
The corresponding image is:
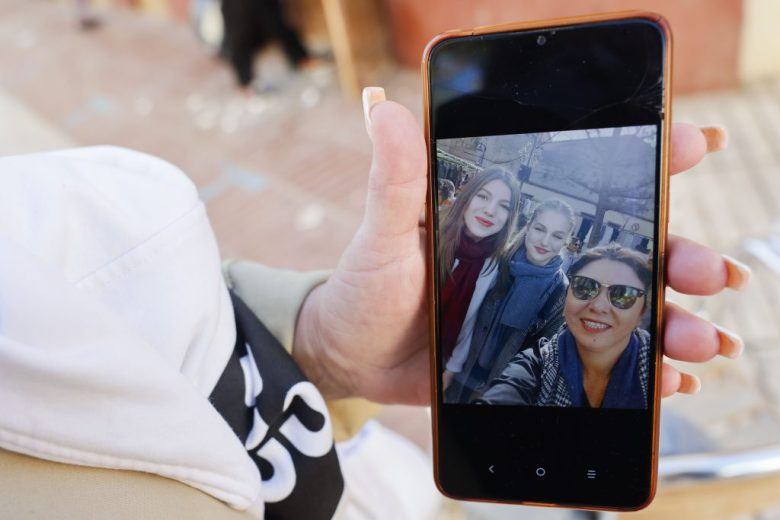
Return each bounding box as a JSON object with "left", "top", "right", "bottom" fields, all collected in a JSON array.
[{"left": 536, "top": 35, "right": 547, "bottom": 46}]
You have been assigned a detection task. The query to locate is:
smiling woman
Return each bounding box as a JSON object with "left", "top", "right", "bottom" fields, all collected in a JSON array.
[
  {"left": 463, "top": 179, "right": 512, "bottom": 240},
  {"left": 437, "top": 167, "right": 522, "bottom": 390},
  {"left": 525, "top": 209, "right": 572, "bottom": 266},
  {"left": 444, "top": 198, "right": 575, "bottom": 403},
  {"left": 477, "top": 244, "right": 653, "bottom": 409}
]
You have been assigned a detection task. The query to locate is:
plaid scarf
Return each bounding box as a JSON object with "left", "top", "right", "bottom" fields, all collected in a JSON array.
[{"left": 536, "top": 328, "right": 650, "bottom": 409}]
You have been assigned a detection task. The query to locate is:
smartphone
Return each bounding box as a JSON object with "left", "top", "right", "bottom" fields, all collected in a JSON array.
[{"left": 424, "top": 12, "right": 671, "bottom": 511}]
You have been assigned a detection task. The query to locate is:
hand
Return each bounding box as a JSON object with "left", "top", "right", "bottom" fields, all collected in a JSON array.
[
  {"left": 660, "top": 125, "right": 750, "bottom": 396},
  {"left": 293, "top": 90, "right": 748, "bottom": 405},
  {"left": 294, "top": 90, "right": 429, "bottom": 404}
]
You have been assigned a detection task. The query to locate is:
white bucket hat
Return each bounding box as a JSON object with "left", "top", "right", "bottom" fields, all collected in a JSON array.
[{"left": 0, "top": 147, "right": 264, "bottom": 516}]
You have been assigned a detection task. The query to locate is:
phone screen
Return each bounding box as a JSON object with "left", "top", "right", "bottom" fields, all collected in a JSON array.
[{"left": 428, "top": 17, "right": 668, "bottom": 509}]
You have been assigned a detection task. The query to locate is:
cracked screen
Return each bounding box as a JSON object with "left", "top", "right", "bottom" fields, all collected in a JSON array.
[{"left": 428, "top": 17, "right": 667, "bottom": 507}]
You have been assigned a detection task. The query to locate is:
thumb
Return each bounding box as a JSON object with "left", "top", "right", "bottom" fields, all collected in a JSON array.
[{"left": 362, "top": 89, "right": 428, "bottom": 237}]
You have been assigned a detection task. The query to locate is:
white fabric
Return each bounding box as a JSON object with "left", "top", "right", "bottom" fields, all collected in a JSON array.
[
  {"left": 334, "top": 420, "right": 441, "bottom": 520},
  {"left": 446, "top": 259, "right": 498, "bottom": 373},
  {"left": 0, "top": 147, "right": 264, "bottom": 516}
]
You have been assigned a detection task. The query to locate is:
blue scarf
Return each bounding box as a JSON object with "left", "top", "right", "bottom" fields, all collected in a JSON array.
[
  {"left": 558, "top": 329, "right": 645, "bottom": 409},
  {"left": 477, "top": 246, "right": 562, "bottom": 368}
]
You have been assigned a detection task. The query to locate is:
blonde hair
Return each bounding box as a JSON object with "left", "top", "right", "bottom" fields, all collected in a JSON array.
[{"left": 496, "top": 199, "right": 575, "bottom": 290}]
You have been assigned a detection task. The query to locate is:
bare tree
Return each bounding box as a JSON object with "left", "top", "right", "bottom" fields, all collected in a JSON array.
[{"left": 538, "top": 128, "right": 656, "bottom": 247}]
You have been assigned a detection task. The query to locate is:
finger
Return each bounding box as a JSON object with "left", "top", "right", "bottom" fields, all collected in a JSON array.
[
  {"left": 669, "top": 123, "right": 727, "bottom": 175},
  {"left": 667, "top": 235, "right": 751, "bottom": 295},
  {"left": 700, "top": 126, "right": 728, "bottom": 153},
  {"left": 664, "top": 302, "right": 744, "bottom": 362},
  {"left": 660, "top": 363, "right": 681, "bottom": 397},
  {"left": 670, "top": 123, "right": 707, "bottom": 175},
  {"left": 362, "top": 89, "right": 428, "bottom": 237},
  {"left": 660, "top": 363, "right": 701, "bottom": 397},
  {"left": 678, "top": 372, "right": 702, "bottom": 394}
]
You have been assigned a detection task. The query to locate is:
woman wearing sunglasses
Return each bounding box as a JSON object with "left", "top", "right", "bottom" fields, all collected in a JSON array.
[{"left": 477, "top": 244, "right": 652, "bottom": 409}]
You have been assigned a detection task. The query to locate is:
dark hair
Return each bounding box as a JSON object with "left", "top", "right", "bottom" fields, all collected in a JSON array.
[
  {"left": 569, "top": 243, "right": 652, "bottom": 293},
  {"left": 438, "top": 178, "right": 455, "bottom": 201},
  {"left": 438, "top": 166, "right": 521, "bottom": 281},
  {"left": 495, "top": 198, "right": 575, "bottom": 290}
]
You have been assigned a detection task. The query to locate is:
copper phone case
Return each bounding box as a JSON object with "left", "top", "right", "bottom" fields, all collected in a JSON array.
[{"left": 422, "top": 11, "right": 673, "bottom": 511}]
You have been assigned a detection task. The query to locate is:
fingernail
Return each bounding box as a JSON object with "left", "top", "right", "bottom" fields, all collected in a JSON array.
[
  {"left": 678, "top": 373, "right": 702, "bottom": 395},
  {"left": 362, "top": 87, "right": 386, "bottom": 137},
  {"left": 700, "top": 125, "right": 728, "bottom": 153},
  {"left": 723, "top": 254, "right": 751, "bottom": 290},
  {"left": 714, "top": 323, "right": 744, "bottom": 359}
]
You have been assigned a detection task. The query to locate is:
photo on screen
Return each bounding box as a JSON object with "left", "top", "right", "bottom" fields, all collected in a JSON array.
[{"left": 437, "top": 126, "right": 657, "bottom": 409}]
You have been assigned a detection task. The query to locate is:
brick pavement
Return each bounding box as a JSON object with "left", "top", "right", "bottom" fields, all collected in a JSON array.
[
  {"left": 0, "top": 0, "right": 420, "bottom": 270},
  {"left": 2, "top": 2, "right": 780, "bottom": 518}
]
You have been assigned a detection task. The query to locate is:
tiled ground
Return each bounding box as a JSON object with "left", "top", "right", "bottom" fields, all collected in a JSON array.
[
  {"left": 0, "top": 0, "right": 421, "bottom": 270},
  {"left": 666, "top": 83, "right": 780, "bottom": 451},
  {"left": 2, "top": 2, "right": 780, "bottom": 519}
]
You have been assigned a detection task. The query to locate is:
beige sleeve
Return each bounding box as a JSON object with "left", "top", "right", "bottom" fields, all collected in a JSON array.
[
  {"left": 0, "top": 449, "right": 253, "bottom": 520},
  {"left": 222, "top": 260, "right": 380, "bottom": 442}
]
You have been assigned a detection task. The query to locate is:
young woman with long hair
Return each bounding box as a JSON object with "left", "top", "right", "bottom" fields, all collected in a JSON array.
[{"left": 438, "top": 167, "right": 522, "bottom": 390}]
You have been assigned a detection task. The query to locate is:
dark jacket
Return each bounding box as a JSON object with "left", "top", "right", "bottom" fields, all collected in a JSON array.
[
  {"left": 445, "top": 270, "right": 567, "bottom": 403},
  {"left": 477, "top": 328, "right": 651, "bottom": 408}
]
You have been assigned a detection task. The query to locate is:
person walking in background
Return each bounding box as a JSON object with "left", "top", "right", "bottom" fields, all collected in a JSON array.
[
  {"left": 437, "top": 178, "right": 456, "bottom": 209},
  {"left": 220, "top": 0, "right": 312, "bottom": 92},
  {"left": 561, "top": 237, "right": 582, "bottom": 273},
  {"left": 75, "top": 0, "right": 101, "bottom": 30}
]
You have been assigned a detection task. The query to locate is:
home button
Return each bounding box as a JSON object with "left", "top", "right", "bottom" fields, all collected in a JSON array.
[{"left": 535, "top": 467, "right": 546, "bottom": 477}]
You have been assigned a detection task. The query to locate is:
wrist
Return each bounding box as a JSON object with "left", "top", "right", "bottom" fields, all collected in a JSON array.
[{"left": 292, "top": 283, "right": 354, "bottom": 400}]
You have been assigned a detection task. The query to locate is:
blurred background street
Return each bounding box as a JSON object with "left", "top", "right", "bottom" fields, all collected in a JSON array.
[{"left": 2, "top": 1, "right": 780, "bottom": 519}]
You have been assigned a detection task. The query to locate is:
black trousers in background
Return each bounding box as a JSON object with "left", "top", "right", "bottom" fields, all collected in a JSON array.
[{"left": 220, "top": 0, "right": 309, "bottom": 87}]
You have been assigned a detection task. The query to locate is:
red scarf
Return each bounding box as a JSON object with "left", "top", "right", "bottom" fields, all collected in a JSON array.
[{"left": 441, "top": 234, "right": 493, "bottom": 361}]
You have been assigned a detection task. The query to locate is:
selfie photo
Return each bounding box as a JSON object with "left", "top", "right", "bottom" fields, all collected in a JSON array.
[{"left": 437, "top": 126, "right": 658, "bottom": 410}]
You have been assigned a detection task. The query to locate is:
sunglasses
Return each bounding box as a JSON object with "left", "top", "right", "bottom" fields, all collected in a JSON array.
[{"left": 568, "top": 275, "right": 646, "bottom": 310}]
